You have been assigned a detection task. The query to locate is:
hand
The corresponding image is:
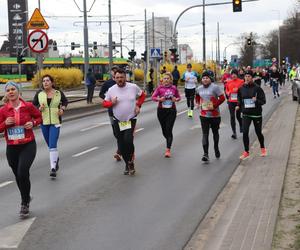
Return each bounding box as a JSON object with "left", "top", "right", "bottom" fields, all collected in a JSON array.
[
  {"left": 135, "top": 106, "right": 140, "bottom": 116},
  {"left": 39, "top": 103, "right": 45, "bottom": 111},
  {"left": 172, "top": 97, "right": 178, "bottom": 102},
  {"left": 58, "top": 109, "right": 64, "bottom": 116},
  {"left": 159, "top": 97, "right": 166, "bottom": 102},
  {"left": 112, "top": 97, "right": 118, "bottom": 105},
  {"left": 5, "top": 117, "right": 15, "bottom": 126},
  {"left": 235, "top": 106, "right": 240, "bottom": 111},
  {"left": 252, "top": 96, "right": 257, "bottom": 102},
  {"left": 24, "top": 121, "right": 33, "bottom": 129}
]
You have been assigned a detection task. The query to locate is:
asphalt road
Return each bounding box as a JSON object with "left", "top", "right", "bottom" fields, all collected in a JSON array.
[{"left": 0, "top": 83, "right": 291, "bottom": 250}]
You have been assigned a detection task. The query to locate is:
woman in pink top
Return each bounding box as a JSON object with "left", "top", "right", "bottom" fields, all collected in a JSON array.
[{"left": 152, "top": 72, "right": 181, "bottom": 157}]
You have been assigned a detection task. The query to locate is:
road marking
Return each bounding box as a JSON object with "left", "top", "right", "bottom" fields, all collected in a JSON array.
[
  {"left": 80, "top": 122, "right": 110, "bottom": 132},
  {"left": 135, "top": 128, "right": 144, "bottom": 133},
  {"left": 72, "top": 147, "right": 99, "bottom": 157},
  {"left": 0, "top": 181, "right": 14, "bottom": 188},
  {"left": 177, "top": 110, "right": 188, "bottom": 116},
  {"left": 190, "top": 125, "right": 201, "bottom": 130},
  {"left": 0, "top": 217, "right": 36, "bottom": 249}
]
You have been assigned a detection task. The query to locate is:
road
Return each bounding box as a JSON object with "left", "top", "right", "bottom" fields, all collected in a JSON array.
[{"left": 0, "top": 84, "right": 291, "bottom": 250}]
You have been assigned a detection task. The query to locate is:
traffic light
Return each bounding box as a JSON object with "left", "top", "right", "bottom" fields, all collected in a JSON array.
[
  {"left": 17, "top": 52, "right": 25, "bottom": 64},
  {"left": 112, "top": 41, "right": 116, "bottom": 50},
  {"left": 169, "top": 48, "right": 177, "bottom": 54},
  {"left": 53, "top": 40, "right": 57, "bottom": 51},
  {"left": 233, "top": 0, "right": 242, "bottom": 12},
  {"left": 141, "top": 51, "right": 147, "bottom": 61},
  {"left": 174, "top": 54, "right": 179, "bottom": 63},
  {"left": 164, "top": 51, "right": 168, "bottom": 58},
  {"left": 282, "top": 58, "right": 286, "bottom": 65},
  {"left": 128, "top": 49, "right": 136, "bottom": 61},
  {"left": 247, "top": 38, "right": 252, "bottom": 46},
  {"left": 93, "top": 41, "right": 97, "bottom": 50},
  {"left": 71, "top": 42, "right": 75, "bottom": 50}
]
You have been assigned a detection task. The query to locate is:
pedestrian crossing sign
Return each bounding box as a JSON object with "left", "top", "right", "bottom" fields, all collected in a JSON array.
[{"left": 150, "top": 48, "right": 161, "bottom": 58}]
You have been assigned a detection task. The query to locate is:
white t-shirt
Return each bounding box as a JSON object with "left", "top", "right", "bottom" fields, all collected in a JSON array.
[
  {"left": 105, "top": 82, "right": 142, "bottom": 121},
  {"left": 183, "top": 71, "right": 198, "bottom": 89}
]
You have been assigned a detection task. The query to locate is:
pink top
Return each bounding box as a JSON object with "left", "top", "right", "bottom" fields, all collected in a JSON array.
[{"left": 152, "top": 85, "right": 181, "bottom": 109}]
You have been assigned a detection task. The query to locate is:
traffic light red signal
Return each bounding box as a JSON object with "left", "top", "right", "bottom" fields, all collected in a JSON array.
[{"left": 233, "top": 0, "right": 242, "bottom": 12}]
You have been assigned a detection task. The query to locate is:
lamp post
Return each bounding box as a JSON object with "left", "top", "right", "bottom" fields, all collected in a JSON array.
[{"left": 272, "top": 10, "right": 281, "bottom": 67}]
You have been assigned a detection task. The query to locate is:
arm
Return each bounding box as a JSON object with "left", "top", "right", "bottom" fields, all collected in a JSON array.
[
  {"left": 195, "top": 94, "right": 200, "bottom": 105},
  {"left": 99, "top": 82, "right": 109, "bottom": 99},
  {"left": 0, "top": 109, "right": 6, "bottom": 133},
  {"left": 151, "top": 87, "right": 160, "bottom": 102},
  {"left": 29, "top": 103, "right": 42, "bottom": 127},
  {"left": 32, "top": 90, "right": 41, "bottom": 107},
  {"left": 255, "top": 87, "right": 266, "bottom": 106},
  {"left": 60, "top": 91, "right": 68, "bottom": 109},
  {"left": 174, "top": 87, "right": 181, "bottom": 101},
  {"left": 136, "top": 91, "right": 146, "bottom": 108},
  {"left": 211, "top": 94, "right": 225, "bottom": 108}
]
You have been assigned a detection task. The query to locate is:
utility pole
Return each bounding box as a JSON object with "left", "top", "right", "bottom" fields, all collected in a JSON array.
[
  {"left": 133, "top": 30, "right": 135, "bottom": 50},
  {"left": 144, "top": 9, "right": 148, "bottom": 91},
  {"left": 120, "top": 24, "right": 123, "bottom": 58},
  {"left": 83, "top": 0, "right": 89, "bottom": 82},
  {"left": 108, "top": 0, "right": 113, "bottom": 71},
  {"left": 217, "top": 22, "right": 220, "bottom": 64},
  {"left": 152, "top": 12, "right": 155, "bottom": 48},
  {"left": 202, "top": 0, "right": 206, "bottom": 64}
]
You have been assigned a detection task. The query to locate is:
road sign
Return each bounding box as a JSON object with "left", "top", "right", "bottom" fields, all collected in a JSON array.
[
  {"left": 27, "top": 29, "right": 48, "bottom": 53},
  {"left": 150, "top": 48, "right": 161, "bottom": 58},
  {"left": 26, "top": 8, "right": 49, "bottom": 30}
]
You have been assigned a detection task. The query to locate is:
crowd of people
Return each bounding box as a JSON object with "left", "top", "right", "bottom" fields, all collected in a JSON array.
[{"left": 0, "top": 62, "right": 297, "bottom": 219}]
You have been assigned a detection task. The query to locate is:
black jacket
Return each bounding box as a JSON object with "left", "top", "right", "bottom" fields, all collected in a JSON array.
[{"left": 237, "top": 82, "right": 266, "bottom": 116}]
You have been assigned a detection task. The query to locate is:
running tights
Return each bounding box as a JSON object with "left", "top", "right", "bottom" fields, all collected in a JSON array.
[
  {"left": 200, "top": 116, "right": 221, "bottom": 155},
  {"left": 242, "top": 116, "right": 265, "bottom": 152},
  {"left": 157, "top": 108, "right": 177, "bottom": 149},
  {"left": 185, "top": 88, "right": 195, "bottom": 110}
]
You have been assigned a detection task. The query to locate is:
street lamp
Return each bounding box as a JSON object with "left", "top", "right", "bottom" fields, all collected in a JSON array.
[{"left": 271, "top": 10, "right": 281, "bottom": 67}]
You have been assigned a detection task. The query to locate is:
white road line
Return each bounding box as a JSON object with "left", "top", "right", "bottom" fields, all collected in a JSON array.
[
  {"left": 177, "top": 110, "right": 188, "bottom": 116},
  {"left": 135, "top": 128, "right": 144, "bottom": 133},
  {"left": 0, "top": 181, "right": 14, "bottom": 188},
  {"left": 72, "top": 147, "right": 99, "bottom": 157},
  {"left": 80, "top": 122, "right": 110, "bottom": 132}
]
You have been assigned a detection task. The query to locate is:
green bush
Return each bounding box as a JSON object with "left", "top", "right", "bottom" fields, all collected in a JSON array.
[{"left": 32, "top": 68, "right": 83, "bottom": 89}]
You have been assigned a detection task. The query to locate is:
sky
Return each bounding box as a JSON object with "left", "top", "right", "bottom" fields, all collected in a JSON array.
[{"left": 0, "top": 0, "right": 298, "bottom": 61}]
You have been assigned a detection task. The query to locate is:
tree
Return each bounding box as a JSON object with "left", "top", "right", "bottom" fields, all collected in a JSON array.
[{"left": 239, "top": 32, "right": 259, "bottom": 67}]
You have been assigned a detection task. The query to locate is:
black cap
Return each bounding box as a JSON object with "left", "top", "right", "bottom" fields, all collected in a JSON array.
[
  {"left": 202, "top": 71, "right": 212, "bottom": 79},
  {"left": 187, "top": 63, "right": 192, "bottom": 68},
  {"left": 244, "top": 70, "right": 254, "bottom": 77},
  {"left": 231, "top": 69, "right": 239, "bottom": 75}
]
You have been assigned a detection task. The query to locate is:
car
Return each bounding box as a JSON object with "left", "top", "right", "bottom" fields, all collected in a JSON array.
[{"left": 292, "top": 68, "right": 300, "bottom": 104}]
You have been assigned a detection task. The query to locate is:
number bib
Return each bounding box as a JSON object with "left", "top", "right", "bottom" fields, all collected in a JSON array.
[
  {"left": 7, "top": 126, "right": 25, "bottom": 140},
  {"left": 230, "top": 93, "right": 238, "bottom": 101},
  {"left": 162, "top": 100, "right": 173, "bottom": 108},
  {"left": 244, "top": 98, "right": 255, "bottom": 108},
  {"left": 118, "top": 121, "right": 132, "bottom": 131},
  {"left": 201, "top": 101, "right": 214, "bottom": 111}
]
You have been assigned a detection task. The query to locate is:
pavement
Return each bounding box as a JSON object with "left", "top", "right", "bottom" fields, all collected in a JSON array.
[{"left": 185, "top": 90, "right": 299, "bottom": 250}]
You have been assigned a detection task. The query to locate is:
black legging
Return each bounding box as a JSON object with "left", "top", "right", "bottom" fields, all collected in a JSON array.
[
  {"left": 86, "top": 85, "right": 95, "bottom": 103},
  {"left": 6, "top": 140, "right": 36, "bottom": 205},
  {"left": 228, "top": 102, "right": 242, "bottom": 134},
  {"left": 242, "top": 116, "right": 265, "bottom": 152},
  {"left": 200, "top": 116, "right": 221, "bottom": 155},
  {"left": 185, "top": 88, "right": 195, "bottom": 110},
  {"left": 112, "top": 119, "right": 137, "bottom": 169},
  {"left": 157, "top": 108, "right": 177, "bottom": 149}
]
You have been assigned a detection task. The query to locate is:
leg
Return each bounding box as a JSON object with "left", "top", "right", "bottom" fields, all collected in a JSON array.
[
  {"left": 190, "top": 88, "right": 196, "bottom": 110},
  {"left": 210, "top": 117, "right": 221, "bottom": 157},
  {"left": 242, "top": 116, "right": 252, "bottom": 152},
  {"left": 157, "top": 108, "right": 169, "bottom": 146},
  {"left": 164, "top": 109, "right": 177, "bottom": 149},
  {"left": 200, "top": 116, "right": 210, "bottom": 155},
  {"left": 253, "top": 117, "right": 265, "bottom": 149},
  {"left": 48, "top": 125, "right": 60, "bottom": 171},
  {"left": 6, "top": 145, "right": 21, "bottom": 190},
  {"left": 228, "top": 102, "right": 237, "bottom": 135},
  {"left": 236, "top": 107, "right": 243, "bottom": 133},
  {"left": 40, "top": 125, "right": 50, "bottom": 147},
  {"left": 185, "top": 88, "right": 191, "bottom": 108}
]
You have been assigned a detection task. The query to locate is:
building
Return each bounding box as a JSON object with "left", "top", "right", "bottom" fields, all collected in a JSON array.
[
  {"left": 178, "top": 44, "right": 193, "bottom": 64},
  {"left": 147, "top": 17, "right": 173, "bottom": 54},
  {"left": 7, "top": 0, "right": 29, "bottom": 57}
]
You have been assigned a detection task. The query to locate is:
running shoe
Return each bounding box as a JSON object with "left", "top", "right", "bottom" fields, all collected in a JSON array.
[
  {"left": 277, "top": 93, "right": 280, "bottom": 97},
  {"left": 19, "top": 204, "right": 29, "bottom": 219},
  {"left": 50, "top": 168, "right": 56, "bottom": 178},
  {"left": 189, "top": 110, "right": 193, "bottom": 118},
  {"left": 123, "top": 170, "right": 129, "bottom": 175},
  {"left": 114, "top": 153, "right": 122, "bottom": 161},
  {"left": 128, "top": 161, "right": 136, "bottom": 175},
  {"left": 239, "top": 151, "right": 250, "bottom": 160},
  {"left": 260, "top": 148, "right": 267, "bottom": 157},
  {"left": 231, "top": 133, "right": 237, "bottom": 139},
  {"left": 164, "top": 148, "right": 171, "bottom": 158},
  {"left": 215, "top": 148, "right": 221, "bottom": 158},
  {"left": 202, "top": 154, "right": 209, "bottom": 163}
]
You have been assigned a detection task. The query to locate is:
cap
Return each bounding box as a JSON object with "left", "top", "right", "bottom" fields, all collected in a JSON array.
[
  {"left": 202, "top": 71, "right": 212, "bottom": 79},
  {"left": 231, "top": 69, "right": 239, "bottom": 75},
  {"left": 244, "top": 70, "right": 254, "bottom": 77},
  {"left": 5, "top": 81, "right": 20, "bottom": 92},
  {"left": 187, "top": 63, "right": 192, "bottom": 68}
]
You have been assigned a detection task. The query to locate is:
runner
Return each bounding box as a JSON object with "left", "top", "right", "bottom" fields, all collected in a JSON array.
[
  {"left": 182, "top": 63, "right": 198, "bottom": 118},
  {"left": 33, "top": 75, "right": 68, "bottom": 178},
  {"left": 225, "top": 69, "right": 244, "bottom": 139},
  {"left": 195, "top": 72, "right": 225, "bottom": 163},
  {"left": 270, "top": 66, "right": 280, "bottom": 98},
  {"left": 253, "top": 67, "right": 263, "bottom": 86},
  {"left": 99, "top": 66, "right": 122, "bottom": 161},
  {"left": 236, "top": 70, "right": 267, "bottom": 160},
  {"left": 152, "top": 72, "right": 181, "bottom": 158},
  {"left": 0, "top": 81, "right": 42, "bottom": 218},
  {"left": 102, "top": 68, "right": 146, "bottom": 175}
]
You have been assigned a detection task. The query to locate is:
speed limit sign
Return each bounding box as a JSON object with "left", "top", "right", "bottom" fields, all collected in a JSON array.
[{"left": 27, "top": 29, "right": 49, "bottom": 53}]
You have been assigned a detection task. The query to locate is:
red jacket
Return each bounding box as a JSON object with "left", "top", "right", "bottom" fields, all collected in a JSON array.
[
  {"left": 0, "top": 99, "right": 42, "bottom": 145},
  {"left": 225, "top": 78, "right": 244, "bottom": 103}
]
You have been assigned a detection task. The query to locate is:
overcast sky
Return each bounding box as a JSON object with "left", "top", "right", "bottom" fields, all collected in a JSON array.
[{"left": 0, "top": 0, "right": 297, "bottom": 60}]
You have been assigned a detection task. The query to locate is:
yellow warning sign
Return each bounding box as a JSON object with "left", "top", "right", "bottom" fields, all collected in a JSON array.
[{"left": 26, "top": 8, "right": 49, "bottom": 30}]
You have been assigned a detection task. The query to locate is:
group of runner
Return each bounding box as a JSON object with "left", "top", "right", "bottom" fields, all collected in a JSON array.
[{"left": 0, "top": 63, "right": 273, "bottom": 219}]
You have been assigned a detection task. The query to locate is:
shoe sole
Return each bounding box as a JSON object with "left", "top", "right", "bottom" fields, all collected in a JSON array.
[
  {"left": 240, "top": 156, "right": 249, "bottom": 160},
  {"left": 19, "top": 212, "right": 30, "bottom": 219},
  {"left": 129, "top": 170, "right": 136, "bottom": 175}
]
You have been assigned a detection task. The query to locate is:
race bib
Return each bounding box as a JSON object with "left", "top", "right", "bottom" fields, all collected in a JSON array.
[
  {"left": 201, "top": 101, "right": 214, "bottom": 111},
  {"left": 230, "top": 93, "right": 238, "bottom": 101},
  {"left": 162, "top": 100, "right": 173, "bottom": 108},
  {"left": 244, "top": 98, "right": 255, "bottom": 108},
  {"left": 118, "top": 121, "right": 131, "bottom": 131},
  {"left": 7, "top": 126, "right": 25, "bottom": 140}
]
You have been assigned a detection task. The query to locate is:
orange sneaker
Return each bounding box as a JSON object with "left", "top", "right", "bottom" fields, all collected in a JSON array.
[
  {"left": 260, "top": 148, "right": 267, "bottom": 157},
  {"left": 239, "top": 151, "right": 250, "bottom": 160},
  {"left": 165, "top": 149, "right": 171, "bottom": 158}
]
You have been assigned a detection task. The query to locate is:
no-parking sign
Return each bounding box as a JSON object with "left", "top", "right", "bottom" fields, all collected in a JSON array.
[{"left": 27, "top": 29, "right": 48, "bottom": 53}]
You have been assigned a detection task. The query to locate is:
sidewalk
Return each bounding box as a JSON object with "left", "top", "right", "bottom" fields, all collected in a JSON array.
[{"left": 185, "top": 95, "right": 299, "bottom": 250}]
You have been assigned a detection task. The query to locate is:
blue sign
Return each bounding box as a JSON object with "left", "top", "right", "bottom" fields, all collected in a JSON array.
[{"left": 150, "top": 48, "right": 161, "bottom": 58}]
